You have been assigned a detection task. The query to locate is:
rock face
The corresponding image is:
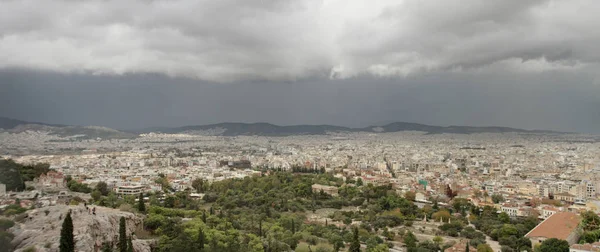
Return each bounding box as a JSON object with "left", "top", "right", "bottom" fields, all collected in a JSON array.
[{"left": 9, "top": 204, "right": 153, "bottom": 252}]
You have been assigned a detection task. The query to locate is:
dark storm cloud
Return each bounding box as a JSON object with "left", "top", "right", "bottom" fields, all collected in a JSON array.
[
  {"left": 1, "top": 69, "right": 599, "bottom": 133},
  {"left": 1, "top": 0, "right": 599, "bottom": 81},
  {"left": 1, "top": 1, "right": 599, "bottom": 133}
]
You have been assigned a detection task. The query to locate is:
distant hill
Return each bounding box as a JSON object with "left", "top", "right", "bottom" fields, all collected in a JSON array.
[
  {"left": 153, "top": 122, "right": 355, "bottom": 136},
  {"left": 1, "top": 116, "right": 564, "bottom": 137},
  {"left": 366, "top": 122, "right": 559, "bottom": 135},
  {"left": 0, "top": 117, "right": 135, "bottom": 139},
  {"left": 0, "top": 117, "right": 64, "bottom": 129},
  {"left": 146, "top": 121, "right": 563, "bottom": 136}
]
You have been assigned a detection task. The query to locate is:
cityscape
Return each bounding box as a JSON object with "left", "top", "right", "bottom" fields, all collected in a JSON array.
[
  {"left": 2, "top": 1, "right": 600, "bottom": 252},
  {"left": 1, "top": 121, "right": 600, "bottom": 252}
]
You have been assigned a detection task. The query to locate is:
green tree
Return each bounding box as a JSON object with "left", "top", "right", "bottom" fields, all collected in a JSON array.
[
  {"left": 0, "top": 159, "right": 26, "bottom": 191},
  {"left": 498, "top": 212, "right": 510, "bottom": 223},
  {"left": 370, "top": 244, "right": 389, "bottom": 252},
  {"left": 356, "top": 178, "right": 363, "bottom": 186},
  {"left": 581, "top": 211, "right": 600, "bottom": 231},
  {"left": 197, "top": 227, "right": 205, "bottom": 251},
  {"left": 433, "top": 236, "right": 444, "bottom": 246},
  {"left": 538, "top": 238, "right": 569, "bottom": 252},
  {"left": 96, "top": 181, "right": 109, "bottom": 196},
  {"left": 127, "top": 237, "right": 133, "bottom": 252},
  {"left": 91, "top": 190, "right": 102, "bottom": 202},
  {"left": 330, "top": 234, "right": 345, "bottom": 252},
  {"left": 349, "top": 227, "right": 361, "bottom": 252},
  {"left": 466, "top": 241, "right": 470, "bottom": 252},
  {"left": 247, "top": 234, "right": 264, "bottom": 252},
  {"left": 137, "top": 193, "right": 146, "bottom": 213},
  {"left": 1, "top": 231, "right": 15, "bottom": 252},
  {"left": 119, "top": 217, "right": 127, "bottom": 252},
  {"left": 404, "top": 231, "right": 417, "bottom": 248},
  {"left": 59, "top": 211, "right": 74, "bottom": 252},
  {"left": 491, "top": 194, "right": 505, "bottom": 204},
  {"left": 192, "top": 178, "right": 205, "bottom": 193},
  {"left": 477, "top": 244, "right": 494, "bottom": 252}
]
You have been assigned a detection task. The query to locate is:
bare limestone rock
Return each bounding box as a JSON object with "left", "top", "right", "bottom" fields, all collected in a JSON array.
[{"left": 9, "top": 204, "right": 153, "bottom": 252}]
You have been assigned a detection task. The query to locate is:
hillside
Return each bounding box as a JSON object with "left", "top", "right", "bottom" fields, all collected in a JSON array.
[
  {"left": 152, "top": 121, "right": 562, "bottom": 136},
  {"left": 0, "top": 117, "right": 136, "bottom": 139},
  {"left": 0, "top": 117, "right": 63, "bottom": 129},
  {"left": 157, "top": 122, "right": 354, "bottom": 136},
  {"left": 1, "top": 116, "right": 563, "bottom": 137}
]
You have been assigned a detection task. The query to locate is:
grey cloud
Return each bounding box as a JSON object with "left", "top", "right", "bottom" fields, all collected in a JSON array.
[
  {"left": 1, "top": 0, "right": 600, "bottom": 81},
  {"left": 1, "top": 69, "right": 599, "bottom": 134}
]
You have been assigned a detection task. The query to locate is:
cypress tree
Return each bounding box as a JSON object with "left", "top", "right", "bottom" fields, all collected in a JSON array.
[
  {"left": 137, "top": 193, "right": 145, "bottom": 213},
  {"left": 465, "top": 241, "right": 470, "bottom": 252},
  {"left": 127, "top": 236, "right": 133, "bottom": 252},
  {"left": 291, "top": 219, "right": 295, "bottom": 233},
  {"left": 119, "top": 217, "right": 127, "bottom": 252},
  {"left": 197, "top": 227, "right": 205, "bottom": 251},
  {"left": 59, "top": 211, "right": 74, "bottom": 252},
  {"left": 202, "top": 210, "right": 207, "bottom": 223},
  {"left": 349, "top": 227, "right": 361, "bottom": 252}
]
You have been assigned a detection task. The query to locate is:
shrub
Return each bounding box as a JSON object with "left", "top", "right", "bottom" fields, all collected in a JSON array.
[{"left": 0, "top": 219, "right": 15, "bottom": 231}]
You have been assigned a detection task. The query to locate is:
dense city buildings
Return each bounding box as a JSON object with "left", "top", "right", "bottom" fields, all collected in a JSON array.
[{"left": 1, "top": 129, "right": 599, "bottom": 251}]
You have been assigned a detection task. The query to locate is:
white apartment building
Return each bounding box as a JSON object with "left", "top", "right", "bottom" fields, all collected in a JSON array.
[{"left": 116, "top": 184, "right": 145, "bottom": 195}]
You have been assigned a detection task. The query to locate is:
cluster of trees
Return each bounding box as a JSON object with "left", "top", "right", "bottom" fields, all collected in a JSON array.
[
  {"left": 0, "top": 159, "right": 51, "bottom": 191},
  {"left": 537, "top": 238, "right": 570, "bottom": 252},
  {"left": 66, "top": 176, "right": 92, "bottom": 193},
  {"left": 141, "top": 172, "right": 409, "bottom": 252},
  {"left": 471, "top": 207, "right": 539, "bottom": 252},
  {"left": 73, "top": 170, "right": 543, "bottom": 252},
  {"left": 579, "top": 211, "right": 600, "bottom": 243}
]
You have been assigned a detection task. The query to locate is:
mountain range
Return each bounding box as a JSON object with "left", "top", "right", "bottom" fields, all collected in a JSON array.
[{"left": 0, "top": 116, "right": 563, "bottom": 139}]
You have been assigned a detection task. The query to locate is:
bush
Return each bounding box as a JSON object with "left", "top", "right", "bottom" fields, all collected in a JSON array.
[
  {"left": 119, "top": 204, "right": 135, "bottom": 213},
  {"left": 2, "top": 204, "right": 27, "bottom": 216},
  {"left": 0, "top": 219, "right": 15, "bottom": 231},
  {"left": 23, "top": 246, "right": 37, "bottom": 252}
]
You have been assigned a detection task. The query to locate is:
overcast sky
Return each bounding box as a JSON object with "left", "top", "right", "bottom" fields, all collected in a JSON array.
[{"left": 1, "top": 0, "right": 599, "bottom": 133}]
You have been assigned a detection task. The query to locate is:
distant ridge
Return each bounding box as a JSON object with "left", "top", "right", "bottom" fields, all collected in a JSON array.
[
  {"left": 144, "top": 121, "right": 564, "bottom": 136},
  {"left": 1, "top": 116, "right": 565, "bottom": 137},
  {"left": 0, "top": 117, "right": 64, "bottom": 129},
  {"left": 0, "top": 117, "right": 135, "bottom": 139}
]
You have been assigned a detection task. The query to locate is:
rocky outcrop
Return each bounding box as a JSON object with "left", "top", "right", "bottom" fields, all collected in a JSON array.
[{"left": 9, "top": 204, "right": 153, "bottom": 252}]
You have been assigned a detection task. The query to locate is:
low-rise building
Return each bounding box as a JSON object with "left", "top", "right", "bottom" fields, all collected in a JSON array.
[
  {"left": 116, "top": 184, "right": 145, "bottom": 195},
  {"left": 312, "top": 184, "right": 339, "bottom": 196},
  {"left": 525, "top": 212, "right": 581, "bottom": 247}
]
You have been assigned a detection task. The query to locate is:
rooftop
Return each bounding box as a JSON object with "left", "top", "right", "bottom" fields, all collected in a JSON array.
[{"left": 525, "top": 212, "right": 580, "bottom": 240}]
